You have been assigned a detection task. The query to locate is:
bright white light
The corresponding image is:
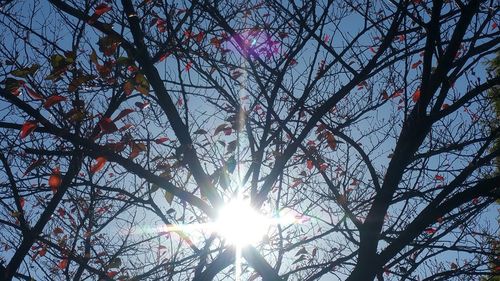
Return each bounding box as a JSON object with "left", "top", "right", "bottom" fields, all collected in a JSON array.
[{"left": 215, "top": 199, "right": 269, "bottom": 246}]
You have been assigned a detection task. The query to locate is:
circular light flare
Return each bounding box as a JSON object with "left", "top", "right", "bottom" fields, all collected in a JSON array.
[{"left": 215, "top": 199, "right": 269, "bottom": 246}]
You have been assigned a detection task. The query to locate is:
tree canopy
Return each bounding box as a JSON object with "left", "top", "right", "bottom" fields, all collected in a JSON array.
[{"left": 0, "top": 0, "right": 499, "bottom": 280}]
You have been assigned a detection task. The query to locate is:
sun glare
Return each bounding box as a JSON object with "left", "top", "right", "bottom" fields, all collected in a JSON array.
[{"left": 215, "top": 199, "right": 269, "bottom": 246}]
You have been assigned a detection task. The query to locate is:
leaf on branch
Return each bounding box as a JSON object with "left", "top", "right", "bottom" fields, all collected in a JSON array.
[
  {"left": 20, "top": 120, "right": 38, "bottom": 139},
  {"left": 295, "top": 247, "right": 308, "bottom": 256},
  {"left": 226, "top": 155, "right": 236, "bottom": 174},
  {"left": 49, "top": 168, "right": 62, "bottom": 193},
  {"left": 11, "top": 64, "right": 39, "bottom": 77},
  {"left": 129, "top": 142, "right": 146, "bottom": 159},
  {"left": 23, "top": 85, "right": 43, "bottom": 100},
  {"left": 306, "top": 160, "right": 314, "bottom": 170},
  {"left": 53, "top": 227, "right": 63, "bottom": 235},
  {"left": 90, "top": 156, "right": 107, "bottom": 174},
  {"left": 226, "top": 140, "right": 238, "bottom": 154},
  {"left": 325, "top": 131, "right": 337, "bottom": 150},
  {"left": 424, "top": 227, "right": 436, "bottom": 234},
  {"left": 134, "top": 73, "right": 149, "bottom": 95},
  {"left": 24, "top": 158, "right": 45, "bottom": 176},
  {"left": 3, "top": 78, "right": 24, "bottom": 95},
  {"left": 155, "top": 137, "right": 169, "bottom": 144},
  {"left": 98, "top": 118, "right": 118, "bottom": 134},
  {"left": 165, "top": 191, "right": 174, "bottom": 205},
  {"left": 94, "top": 3, "right": 112, "bottom": 16},
  {"left": 113, "top": 108, "right": 134, "bottom": 121},
  {"left": 43, "top": 95, "right": 66, "bottom": 109},
  {"left": 412, "top": 88, "right": 421, "bottom": 103},
  {"left": 434, "top": 174, "right": 444, "bottom": 181},
  {"left": 411, "top": 60, "right": 422, "bottom": 69},
  {"left": 58, "top": 259, "right": 68, "bottom": 270},
  {"left": 185, "top": 61, "right": 192, "bottom": 72},
  {"left": 214, "top": 123, "right": 229, "bottom": 135},
  {"left": 135, "top": 101, "right": 150, "bottom": 110}
]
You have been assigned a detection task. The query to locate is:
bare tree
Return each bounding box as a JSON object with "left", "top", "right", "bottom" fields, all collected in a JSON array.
[{"left": 0, "top": 0, "right": 498, "bottom": 280}]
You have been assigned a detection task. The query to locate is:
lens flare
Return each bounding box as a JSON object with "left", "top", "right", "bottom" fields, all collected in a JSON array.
[{"left": 215, "top": 199, "right": 269, "bottom": 246}]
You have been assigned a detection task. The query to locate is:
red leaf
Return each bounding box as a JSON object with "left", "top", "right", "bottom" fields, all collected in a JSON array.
[
  {"left": 291, "top": 179, "right": 302, "bottom": 188},
  {"left": 90, "top": 156, "right": 107, "bottom": 174},
  {"left": 159, "top": 52, "right": 170, "bottom": 62},
  {"left": 23, "top": 85, "right": 43, "bottom": 100},
  {"left": 411, "top": 60, "right": 422, "bottom": 69},
  {"left": 319, "top": 163, "right": 328, "bottom": 171},
  {"left": 94, "top": 3, "right": 112, "bottom": 16},
  {"left": 98, "top": 118, "right": 118, "bottom": 134},
  {"left": 185, "top": 61, "right": 192, "bottom": 72},
  {"left": 38, "top": 248, "right": 47, "bottom": 257},
  {"left": 424, "top": 227, "right": 436, "bottom": 234},
  {"left": 441, "top": 103, "right": 450, "bottom": 110},
  {"left": 472, "top": 197, "right": 479, "bottom": 205},
  {"left": 380, "top": 90, "right": 389, "bottom": 100},
  {"left": 43, "top": 95, "right": 66, "bottom": 109},
  {"left": 135, "top": 101, "right": 150, "bottom": 110},
  {"left": 107, "top": 271, "right": 119, "bottom": 278},
  {"left": 492, "top": 22, "right": 497, "bottom": 30},
  {"left": 223, "top": 127, "right": 232, "bottom": 136},
  {"left": 20, "top": 120, "right": 38, "bottom": 139},
  {"left": 278, "top": 32, "right": 288, "bottom": 39},
  {"left": 434, "top": 174, "right": 444, "bottom": 181},
  {"left": 58, "top": 259, "right": 68, "bottom": 270},
  {"left": 19, "top": 197, "right": 25, "bottom": 209},
  {"left": 325, "top": 131, "right": 337, "bottom": 150},
  {"left": 57, "top": 208, "right": 66, "bottom": 217},
  {"left": 53, "top": 227, "right": 64, "bottom": 235},
  {"left": 113, "top": 108, "right": 134, "bottom": 121},
  {"left": 155, "top": 137, "right": 169, "bottom": 144},
  {"left": 195, "top": 32, "right": 204, "bottom": 43},
  {"left": 129, "top": 142, "right": 146, "bottom": 159},
  {"left": 306, "top": 160, "right": 313, "bottom": 170},
  {"left": 412, "top": 88, "right": 421, "bottom": 102},
  {"left": 369, "top": 46, "right": 376, "bottom": 53},
  {"left": 49, "top": 168, "right": 62, "bottom": 193}
]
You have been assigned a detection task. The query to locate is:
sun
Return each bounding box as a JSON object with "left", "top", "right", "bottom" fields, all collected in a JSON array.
[{"left": 215, "top": 198, "right": 270, "bottom": 246}]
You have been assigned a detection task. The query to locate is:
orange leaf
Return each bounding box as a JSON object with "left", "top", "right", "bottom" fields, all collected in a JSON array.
[
  {"left": 43, "top": 95, "right": 66, "bottom": 109},
  {"left": 49, "top": 168, "right": 62, "bottom": 193},
  {"left": 113, "top": 108, "right": 134, "bottom": 121},
  {"left": 20, "top": 120, "right": 38, "bottom": 139},
  {"left": 90, "top": 156, "right": 107, "bottom": 174},
  {"left": 412, "top": 88, "right": 421, "bottom": 102}
]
